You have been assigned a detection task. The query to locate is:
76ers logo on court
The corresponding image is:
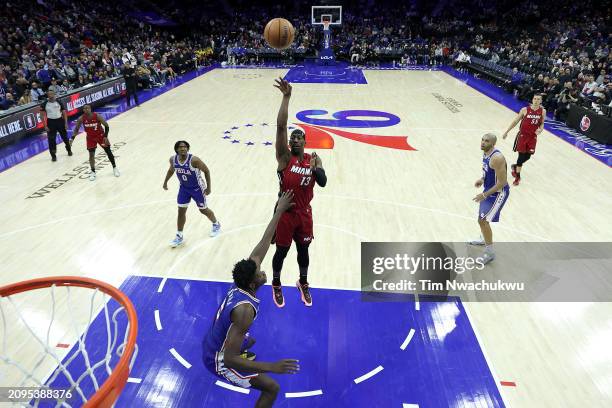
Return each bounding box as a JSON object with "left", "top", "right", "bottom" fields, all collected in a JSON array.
[
  {"left": 295, "top": 110, "right": 414, "bottom": 150},
  {"left": 222, "top": 110, "right": 415, "bottom": 151},
  {"left": 579, "top": 115, "right": 591, "bottom": 132}
]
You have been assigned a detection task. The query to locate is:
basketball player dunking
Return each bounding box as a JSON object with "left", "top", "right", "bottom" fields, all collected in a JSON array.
[
  {"left": 470, "top": 133, "right": 510, "bottom": 264},
  {"left": 70, "top": 105, "right": 120, "bottom": 181},
  {"left": 271, "top": 78, "right": 327, "bottom": 308},
  {"left": 163, "top": 141, "right": 221, "bottom": 247},
  {"left": 202, "top": 191, "right": 299, "bottom": 408},
  {"left": 502, "top": 94, "right": 545, "bottom": 186}
]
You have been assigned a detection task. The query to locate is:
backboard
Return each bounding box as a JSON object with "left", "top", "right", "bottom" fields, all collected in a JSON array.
[{"left": 311, "top": 5, "right": 342, "bottom": 25}]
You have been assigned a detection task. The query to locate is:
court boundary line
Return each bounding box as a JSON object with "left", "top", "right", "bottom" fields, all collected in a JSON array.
[{"left": 462, "top": 302, "right": 509, "bottom": 407}]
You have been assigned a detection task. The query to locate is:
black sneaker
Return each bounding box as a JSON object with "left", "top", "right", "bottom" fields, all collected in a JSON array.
[
  {"left": 296, "top": 281, "right": 313, "bottom": 307},
  {"left": 67, "top": 150, "right": 73, "bottom": 156},
  {"left": 51, "top": 155, "right": 57, "bottom": 162},
  {"left": 272, "top": 285, "right": 285, "bottom": 308}
]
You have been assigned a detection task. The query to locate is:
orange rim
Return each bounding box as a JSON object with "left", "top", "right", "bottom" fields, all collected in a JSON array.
[{"left": 0, "top": 276, "right": 138, "bottom": 408}]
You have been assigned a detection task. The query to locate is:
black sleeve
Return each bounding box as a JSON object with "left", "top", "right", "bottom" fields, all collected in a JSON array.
[{"left": 313, "top": 167, "right": 327, "bottom": 187}]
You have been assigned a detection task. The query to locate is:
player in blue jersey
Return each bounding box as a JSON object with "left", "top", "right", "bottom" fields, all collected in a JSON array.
[
  {"left": 163, "top": 140, "right": 221, "bottom": 247},
  {"left": 470, "top": 133, "right": 509, "bottom": 264},
  {"left": 203, "top": 191, "right": 299, "bottom": 407}
]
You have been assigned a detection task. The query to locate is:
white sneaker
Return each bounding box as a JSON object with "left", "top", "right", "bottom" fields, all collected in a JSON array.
[
  {"left": 468, "top": 236, "right": 485, "bottom": 246},
  {"left": 113, "top": 167, "right": 120, "bottom": 177},
  {"left": 170, "top": 234, "right": 184, "bottom": 248},
  {"left": 478, "top": 252, "right": 496, "bottom": 265},
  {"left": 210, "top": 222, "right": 221, "bottom": 237},
  {"left": 89, "top": 172, "right": 96, "bottom": 181}
]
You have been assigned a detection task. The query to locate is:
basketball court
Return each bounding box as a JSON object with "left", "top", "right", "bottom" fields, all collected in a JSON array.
[{"left": 2, "top": 50, "right": 612, "bottom": 407}]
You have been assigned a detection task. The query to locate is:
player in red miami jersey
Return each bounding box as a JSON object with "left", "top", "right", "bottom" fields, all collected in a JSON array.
[
  {"left": 271, "top": 78, "right": 327, "bottom": 308},
  {"left": 71, "top": 104, "right": 120, "bottom": 181},
  {"left": 502, "top": 94, "right": 545, "bottom": 186}
]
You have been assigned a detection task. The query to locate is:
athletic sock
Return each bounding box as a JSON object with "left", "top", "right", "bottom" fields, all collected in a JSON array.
[{"left": 176, "top": 231, "right": 183, "bottom": 237}]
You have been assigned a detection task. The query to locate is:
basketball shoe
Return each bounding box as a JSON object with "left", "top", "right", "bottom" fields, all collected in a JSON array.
[
  {"left": 240, "top": 351, "right": 256, "bottom": 361},
  {"left": 479, "top": 251, "right": 495, "bottom": 265},
  {"left": 272, "top": 285, "right": 285, "bottom": 308},
  {"left": 468, "top": 236, "right": 485, "bottom": 246},
  {"left": 210, "top": 222, "right": 221, "bottom": 237},
  {"left": 170, "top": 234, "right": 184, "bottom": 248},
  {"left": 296, "top": 281, "right": 313, "bottom": 307}
]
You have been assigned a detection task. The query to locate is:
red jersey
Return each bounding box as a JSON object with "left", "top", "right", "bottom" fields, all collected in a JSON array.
[
  {"left": 278, "top": 153, "right": 314, "bottom": 211},
  {"left": 83, "top": 113, "right": 105, "bottom": 139},
  {"left": 519, "top": 106, "right": 543, "bottom": 137}
]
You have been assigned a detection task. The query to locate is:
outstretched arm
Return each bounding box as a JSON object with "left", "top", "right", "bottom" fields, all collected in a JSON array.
[
  {"left": 502, "top": 108, "right": 526, "bottom": 139},
  {"left": 274, "top": 78, "right": 291, "bottom": 168},
  {"left": 249, "top": 191, "right": 294, "bottom": 266},
  {"left": 191, "top": 156, "right": 211, "bottom": 195}
]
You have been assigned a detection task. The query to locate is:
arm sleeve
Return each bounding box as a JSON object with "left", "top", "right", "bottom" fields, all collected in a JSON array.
[{"left": 313, "top": 167, "right": 327, "bottom": 187}]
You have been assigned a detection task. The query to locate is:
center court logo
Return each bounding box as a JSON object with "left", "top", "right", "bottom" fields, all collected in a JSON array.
[{"left": 221, "top": 109, "right": 416, "bottom": 151}]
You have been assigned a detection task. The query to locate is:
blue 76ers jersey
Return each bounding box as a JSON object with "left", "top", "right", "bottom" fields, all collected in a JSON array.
[
  {"left": 203, "top": 286, "right": 260, "bottom": 366},
  {"left": 174, "top": 154, "right": 207, "bottom": 190},
  {"left": 483, "top": 149, "right": 503, "bottom": 192}
]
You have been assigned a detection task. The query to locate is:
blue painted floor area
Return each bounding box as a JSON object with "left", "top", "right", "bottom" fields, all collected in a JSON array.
[
  {"left": 44, "top": 276, "right": 504, "bottom": 407},
  {"left": 0, "top": 65, "right": 217, "bottom": 173},
  {"left": 284, "top": 62, "right": 367, "bottom": 84}
]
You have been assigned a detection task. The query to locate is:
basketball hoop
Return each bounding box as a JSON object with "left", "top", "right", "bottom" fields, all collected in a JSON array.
[{"left": 0, "top": 276, "right": 138, "bottom": 408}]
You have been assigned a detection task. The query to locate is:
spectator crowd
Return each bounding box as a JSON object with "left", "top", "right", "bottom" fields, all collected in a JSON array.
[{"left": 1, "top": 0, "right": 610, "bottom": 120}]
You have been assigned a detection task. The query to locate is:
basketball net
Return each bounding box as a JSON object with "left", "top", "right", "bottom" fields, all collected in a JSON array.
[
  {"left": 322, "top": 21, "right": 331, "bottom": 32},
  {"left": 0, "top": 277, "right": 138, "bottom": 407}
]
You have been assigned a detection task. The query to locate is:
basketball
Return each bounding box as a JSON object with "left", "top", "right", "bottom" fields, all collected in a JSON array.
[{"left": 264, "top": 18, "right": 295, "bottom": 50}]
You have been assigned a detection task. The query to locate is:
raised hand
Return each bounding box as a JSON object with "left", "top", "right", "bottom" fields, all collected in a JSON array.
[
  {"left": 276, "top": 190, "right": 295, "bottom": 213},
  {"left": 310, "top": 152, "right": 322, "bottom": 169},
  {"left": 274, "top": 77, "right": 292, "bottom": 97}
]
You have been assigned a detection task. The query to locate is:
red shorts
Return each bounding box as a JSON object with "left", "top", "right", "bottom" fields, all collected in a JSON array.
[
  {"left": 275, "top": 209, "right": 313, "bottom": 247},
  {"left": 86, "top": 134, "right": 107, "bottom": 150},
  {"left": 513, "top": 132, "right": 537, "bottom": 154}
]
